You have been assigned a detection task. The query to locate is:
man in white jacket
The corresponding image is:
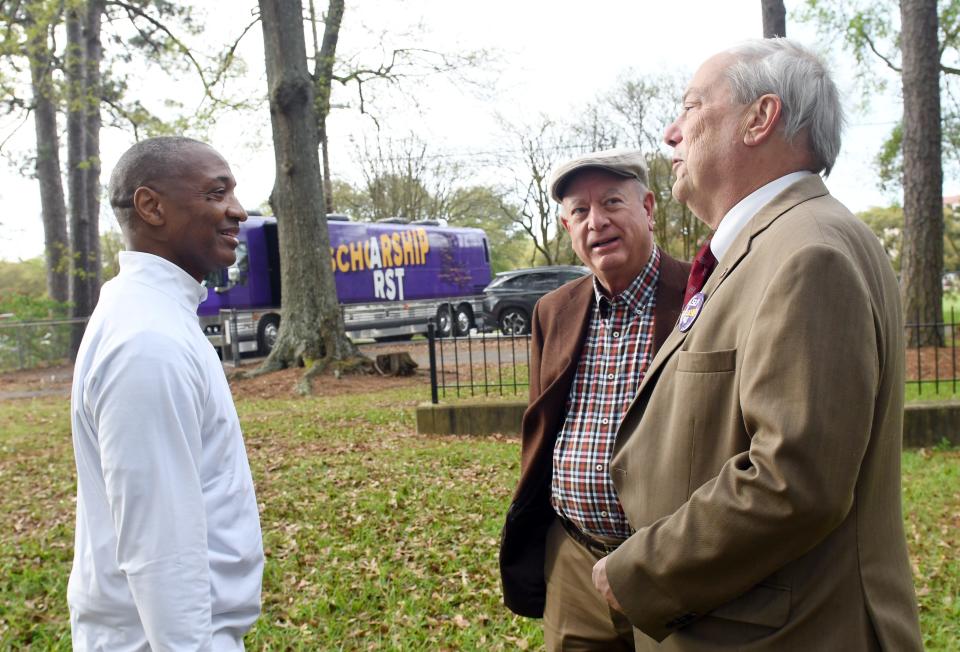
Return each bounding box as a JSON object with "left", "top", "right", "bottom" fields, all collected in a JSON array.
[{"left": 69, "top": 137, "right": 264, "bottom": 651}]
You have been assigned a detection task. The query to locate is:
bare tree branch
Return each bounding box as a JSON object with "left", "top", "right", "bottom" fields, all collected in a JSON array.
[
  {"left": 0, "top": 105, "right": 30, "bottom": 153},
  {"left": 862, "top": 29, "right": 903, "bottom": 73}
]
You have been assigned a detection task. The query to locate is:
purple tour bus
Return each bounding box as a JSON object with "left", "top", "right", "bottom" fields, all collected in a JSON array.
[{"left": 199, "top": 214, "right": 492, "bottom": 354}]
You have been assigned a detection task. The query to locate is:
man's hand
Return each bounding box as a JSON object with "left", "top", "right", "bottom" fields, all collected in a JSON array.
[{"left": 592, "top": 556, "right": 624, "bottom": 612}]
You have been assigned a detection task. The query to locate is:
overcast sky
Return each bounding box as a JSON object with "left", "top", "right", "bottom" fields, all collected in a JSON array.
[{"left": 0, "top": 0, "right": 909, "bottom": 262}]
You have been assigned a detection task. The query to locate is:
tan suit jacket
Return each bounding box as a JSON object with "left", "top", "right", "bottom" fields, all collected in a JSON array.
[
  {"left": 607, "top": 176, "right": 923, "bottom": 651},
  {"left": 500, "top": 251, "right": 690, "bottom": 617}
]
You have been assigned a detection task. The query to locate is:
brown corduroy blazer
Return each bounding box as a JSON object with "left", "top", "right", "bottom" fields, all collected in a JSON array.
[
  {"left": 499, "top": 250, "right": 690, "bottom": 618},
  {"left": 607, "top": 176, "right": 923, "bottom": 651}
]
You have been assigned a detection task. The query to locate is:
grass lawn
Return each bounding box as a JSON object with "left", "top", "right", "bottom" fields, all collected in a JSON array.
[
  {"left": 905, "top": 381, "right": 960, "bottom": 402},
  {"left": 1, "top": 379, "right": 957, "bottom": 650},
  {"left": 943, "top": 291, "right": 960, "bottom": 319}
]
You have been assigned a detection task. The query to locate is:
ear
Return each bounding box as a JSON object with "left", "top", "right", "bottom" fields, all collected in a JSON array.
[
  {"left": 642, "top": 190, "right": 656, "bottom": 231},
  {"left": 559, "top": 212, "right": 572, "bottom": 235},
  {"left": 742, "top": 94, "right": 782, "bottom": 147},
  {"left": 132, "top": 186, "right": 164, "bottom": 227}
]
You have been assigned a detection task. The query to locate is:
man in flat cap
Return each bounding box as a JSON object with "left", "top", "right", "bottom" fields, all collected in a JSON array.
[{"left": 499, "top": 148, "right": 689, "bottom": 650}]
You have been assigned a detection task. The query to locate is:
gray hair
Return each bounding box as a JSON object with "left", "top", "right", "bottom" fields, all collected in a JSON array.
[
  {"left": 724, "top": 38, "right": 844, "bottom": 175},
  {"left": 108, "top": 136, "right": 210, "bottom": 228}
]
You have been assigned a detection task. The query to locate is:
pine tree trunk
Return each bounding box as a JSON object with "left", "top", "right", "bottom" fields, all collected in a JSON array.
[
  {"left": 82, "top": 0, "right": 104, "bottom": 304},
  {"left": 26, "top": 18, "right": 68, "bottom": 304},
  {"left": 900, "top": 0, "right": 944, "bottom": 346},
  {"left": 66, "top": 0, "right": 104, "bottom": 356},
  {"left": 66, "top": 5, "right": 89, "bottom": 355},
  {"left": 258, "top": 0, "right": 365, "bottom": 386},
  {"left": 761, "top": 0, "right": 786, "bottom": 38}
]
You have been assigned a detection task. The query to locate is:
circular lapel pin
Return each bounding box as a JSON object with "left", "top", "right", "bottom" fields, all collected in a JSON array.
[{"left": 678, "top": 292, "right": 706, "bottom": 333}]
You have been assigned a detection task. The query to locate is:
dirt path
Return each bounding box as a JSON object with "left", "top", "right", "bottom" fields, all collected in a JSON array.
[{"left": 0, "top": 341, "right": 432, "bottom": 401}]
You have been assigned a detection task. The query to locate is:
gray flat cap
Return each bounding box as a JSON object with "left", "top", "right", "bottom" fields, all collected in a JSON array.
[{"left": 548, "top": 148, "right": 649, "bottom": 203}]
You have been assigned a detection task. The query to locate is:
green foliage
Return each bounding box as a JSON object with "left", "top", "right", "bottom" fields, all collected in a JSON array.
[
  {"left": 0, "top": 258, "right": 46, "bottom": 298},
  {"left": 0, "top": 294, "right": 72, "bottom": 370},
  {"left": 858, "top": 204, "right": 905, "bottom": 271},
  {"left": 0, "top": 389, "right": 956, "bottom": 648},
  {"left": 100, "top": 229, "right": 124, "bottom": 283},
  {"left": 933, "top": 436, "right": 957, "bottom": 451},
  {"left": 0, "top": 293, "right": 68, "bottom": 320},
  {"left": 798, "top": 0, "right": 960, "bottom": 187},
  {"left": 876, "top": 123, "right": 903, "bottom": 192},
  {"left": 858, "top": 204, "right": 960, "bottom": 273}
]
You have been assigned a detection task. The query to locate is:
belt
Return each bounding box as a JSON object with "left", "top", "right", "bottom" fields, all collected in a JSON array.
[{"left": 557, "top": 516, "right": 623, "bottom": 556}]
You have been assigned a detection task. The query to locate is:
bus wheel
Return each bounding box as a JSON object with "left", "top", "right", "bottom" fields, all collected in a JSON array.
[
  {"left": 257, "top": 315, "right": 280, "bottom": 355},
  {"left": 435, "top": 305, "right": 454, "bottom": 338},
  {"left": 454, "top": 304, "right": 473, "bottom": 337}
]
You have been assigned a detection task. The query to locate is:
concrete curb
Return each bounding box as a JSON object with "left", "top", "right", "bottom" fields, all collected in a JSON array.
[
  {"left": 903, "top": 402, "right": 960, "bottom": 447},
  {"left": 416, "top": 401, "right": 526, "bottom": 436},
  {"left": 416, "top": 400, "right": 960, "bottom": 448}
]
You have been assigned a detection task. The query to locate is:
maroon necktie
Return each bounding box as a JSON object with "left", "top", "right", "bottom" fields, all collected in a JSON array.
[{"left": 683, "top": 239, "right": 717, "bottom": 306}]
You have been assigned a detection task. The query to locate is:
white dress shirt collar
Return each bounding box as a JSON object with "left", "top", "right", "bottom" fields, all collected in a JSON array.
[
  {"left": 710, "top": 170, "right": 814, "bottom": 263},
  {"left": 118, "top": 250, "right": 208, "bottom": 310}
]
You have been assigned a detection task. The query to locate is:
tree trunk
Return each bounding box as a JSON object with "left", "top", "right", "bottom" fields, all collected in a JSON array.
[
  {"left": 314, "top": 0, "right": 344, "bottom": 216},
  {"left": 761, "top": 0, "right": 786, "bottom": 38},
  {"left": 82, "top": 0, "right": 104, "bottom": 303},
  {"left": 900, "top": 0, "right": 944, "bottom": 346},
  {"left": 66, "top": 0, "right": 104, "bottom": 356},
  {"left": 320, "top": 125, "right": 334, "bottom": 214},
  {"left": 26, "top": 13, "right": 69, "bottom": 303},
  {"left": 66, "top": 5, "right": 89, "bottom": 355},
  {"left": 258, "top": 0, "right": 367, "bottom": 388}
]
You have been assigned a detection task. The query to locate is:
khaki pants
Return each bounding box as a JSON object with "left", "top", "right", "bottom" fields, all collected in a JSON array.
[{"left": 543, "top": 519, "right": 635, "bottom": 651}]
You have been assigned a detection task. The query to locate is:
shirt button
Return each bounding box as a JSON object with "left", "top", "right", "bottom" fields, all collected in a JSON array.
[
  {"left": 600, "top": 510, "right": 608, "bottom": 517},
  {"left": 601, "top": 418, "right": 609, "bottom": 425},
  {"left": 607, "top": 373, "right": 614, "bottom": 380},
  {"left": 596, "top": 463, "right": 604, "bottom": 471},
  {"left": 613, "top": 331, "right": 620, "bottom": 338}
]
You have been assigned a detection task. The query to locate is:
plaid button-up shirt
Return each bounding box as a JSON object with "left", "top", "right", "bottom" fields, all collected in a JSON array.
[{"left": 551, "top": 247, "right": 661, "bottom": 540}]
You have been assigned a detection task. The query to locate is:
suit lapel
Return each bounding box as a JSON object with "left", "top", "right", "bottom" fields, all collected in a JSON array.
[
  {"left": 632, "top": 175, "right": 832, "bottom": 399},
  {"left": 528, "top": 276, "right": 594, "bottom": 412},
  {"left": 654, "top": 252, "right": 690, "bottom": 350}
]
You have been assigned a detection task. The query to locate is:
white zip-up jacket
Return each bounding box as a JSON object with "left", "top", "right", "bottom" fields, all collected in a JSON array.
[{"left": 69, "top": 251, "right": 263, "bottom": 651}]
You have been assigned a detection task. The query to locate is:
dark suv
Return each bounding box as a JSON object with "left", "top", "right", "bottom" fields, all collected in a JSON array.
[{"left": 480, "top": 265, "right": 590, "bottom": 335}]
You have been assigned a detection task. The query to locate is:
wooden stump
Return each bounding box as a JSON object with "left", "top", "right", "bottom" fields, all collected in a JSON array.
[{"left": 374, "top": 352, "right": 418, "bottom": 377}]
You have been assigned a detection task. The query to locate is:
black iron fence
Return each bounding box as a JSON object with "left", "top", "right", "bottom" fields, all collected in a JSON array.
[
  {"left": 0, "top": 317, "right": 88, "bottom": 372},
  {"left": 426, "top": 320, "right": 531, "bottom": 404},
  {"left": 905, "top": 312, "right": 960, "bottom": 395},
  {"left": 1, "top": 313, "right": 956, "bottom": 397},
  {"left": 422, "top": 314, "right": 960, "bottom": 402}
]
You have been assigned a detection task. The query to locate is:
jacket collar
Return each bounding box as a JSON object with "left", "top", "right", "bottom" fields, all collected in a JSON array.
[
  {"left": 634, "top": 174, "right": 831, "bottom": 396},
  {"left": 118, "top": 250, "right": 208, "bottom": 312}
]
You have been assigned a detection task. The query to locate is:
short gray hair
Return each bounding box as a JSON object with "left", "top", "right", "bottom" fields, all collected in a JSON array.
[
  {"left": 108, "top": 136, "right": 210, "bottom": 228},
  {"left": 724, "top": 38, "right": 844, "bottom": 175}
]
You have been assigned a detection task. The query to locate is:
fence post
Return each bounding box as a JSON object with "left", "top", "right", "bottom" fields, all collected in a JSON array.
[
  {"left": 15, "top": 323, "right": 25, "bottom": 370},
  {"left": 916, "top": 309, "right": 922, "bottom": 395},
  {"left": 427, "top": 319, "right": 438, "bottom": 404}
]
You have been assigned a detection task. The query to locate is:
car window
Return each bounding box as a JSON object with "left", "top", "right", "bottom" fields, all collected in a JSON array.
[
  {"left": 525, "top": 273, "right": 558, "bottom": 291},
  {"left": 560, "top": 270, "right": 588, "bottom": 283},
  {"left": 500, "top": 274, "right": 531, "bottom": 290}
]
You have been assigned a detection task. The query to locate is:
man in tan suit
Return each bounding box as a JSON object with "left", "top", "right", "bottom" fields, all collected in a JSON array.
[
  {"left": 500, "top": 150, "right": 689, "bottom": 650},
  {"left": 591, "top": 39, "right": 924, "bottom": 650}
]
